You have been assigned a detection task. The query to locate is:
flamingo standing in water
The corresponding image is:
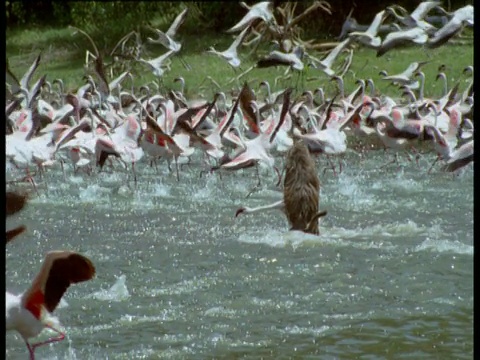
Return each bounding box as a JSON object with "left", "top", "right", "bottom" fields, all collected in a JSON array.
[
  {"left": 218, "top": 89, "right": 292, "bottom": 189},
  {"left": 6, "top": 251, "right": 96, "bottom": 360},
  {"left": 95, "top": 114, "right": 144, "bottom": 185}
]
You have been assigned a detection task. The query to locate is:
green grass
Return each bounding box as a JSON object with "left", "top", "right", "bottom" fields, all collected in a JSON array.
[{"left": 6, "top": 25, "right": 473, "bottom": 101}]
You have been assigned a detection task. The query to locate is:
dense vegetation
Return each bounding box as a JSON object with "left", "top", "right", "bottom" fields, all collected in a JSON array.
[
  {"left": 6, "top": 1, "right": 473, "bottom": 98},
  {"left": 7, "top": 1, "right": 473, "bottom": 38}
]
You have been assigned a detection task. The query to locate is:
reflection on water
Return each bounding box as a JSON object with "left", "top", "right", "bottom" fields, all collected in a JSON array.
[{"left": 6, "top": 151, "right": 473, "bottom": 359}]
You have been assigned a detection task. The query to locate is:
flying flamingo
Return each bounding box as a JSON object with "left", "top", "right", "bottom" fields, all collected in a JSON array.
[
  {"left": 441, "top": 140, "right": 473, "bottom": 173},
  {"left": 376, "top": 27, "right": 429, "bottom": 57},
  {"left": 386, "top": 2, "right": 440, "bottom": 35},
  {"left": 6, "top": 251, "right": 95, "bottom": 360},
  {"left": 308, "top": 38, "right": 352, "bottom": 76},
  {"left": 348, "top": 10, "right": 387, "bottom": 49},
  {"left": 427, "top": 5, "right": 473, "bottom": 48},
  {"left": 147, "top": 8, "right": 191, "bottom": 70},
  {"left": 207, "top": 25, "right": 252, "bottom": 69},
  {"left": 227, "top": 1, "right": 275, "bottom": 33},
  {"left": 147, "top": 8, "right": 188, "bottom": 52}
]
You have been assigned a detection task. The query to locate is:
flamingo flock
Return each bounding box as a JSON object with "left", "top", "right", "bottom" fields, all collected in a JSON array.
[{"left": 5, "top": 2, "right": 474, "bottom": 357}]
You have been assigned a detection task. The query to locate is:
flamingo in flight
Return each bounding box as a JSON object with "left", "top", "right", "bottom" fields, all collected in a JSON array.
[
  {"left": 6, "top": 251, "right": 96, "bottom": 360},
  {"left": 207, "top": 25, "right": 252, "bottom": 69},
  {"left": 147, "top": 8, "right": 191, "bottom": 70},
  {"left": 227, "top": 1, "right": 275, "bottom": 33},
  {"left": 348, "top": 10, "right": 387, "bottom": 49}
]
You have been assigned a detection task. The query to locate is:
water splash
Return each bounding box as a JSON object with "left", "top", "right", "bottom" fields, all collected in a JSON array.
[
  {"left": 89, "top": 274, "right": 130, "bottom": 301},
  {"left": 414, "top": 239, "right": 473, "bottom": 255}
]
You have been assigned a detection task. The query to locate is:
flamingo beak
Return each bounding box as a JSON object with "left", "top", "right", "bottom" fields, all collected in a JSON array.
[{"left": 235, "top": 208, "right": 245, "bottom": 217}]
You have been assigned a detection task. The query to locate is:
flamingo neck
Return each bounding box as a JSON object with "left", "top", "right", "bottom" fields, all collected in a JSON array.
[{"left": 25, "top": 289, "right": 45, "bottom": 320}]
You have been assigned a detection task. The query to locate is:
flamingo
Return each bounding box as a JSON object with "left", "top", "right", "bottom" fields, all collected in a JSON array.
[
  {"left": 386, "top": 2, "right": 440, "bottom": 35},
  {"left": 207, "top": 25, "right": 251, "bottom": 68},
  {"left": 376, "top": 27, "right": 429, "bottom": 57},
  {"left": 6, "top": 110, "right": 44, "bottom": 193},
  {"left": 235, "top": 199, "right": 285, "bottom": 217},
  {"left": 337, "top": 7, "right": 401, "bottom": 40},
  {"left": 427, "top": 5, "right": 474, "bottom": 49},
  {"left": 6, "top": 251, "right": 95, "bottom": 360},
  {"left": 308, "top": 38, "right": 352, "bottom": 77},
  {"left": 441, "top": 140, "right": 473, "bottom": 172},
  {"left": 147, "top": 8, "right": 191, "bottom": 70},
  {"left": 6, "top": 53, "right": 42, "bottom": 103},
  {"left": 147, "top": 8, "right": 188, "bottom": 52},
  {"left": 227, "top": 1, "right": 275, "bottom": 33},
  {"left": 424, "top": 124, "right": 456, "bottom": 172},
  {"left": 257, "top": 46, "right": 305, "bottom": 72},
  {"left": 348, "top": 10, "right": 387, "bottom": 49},
  {"left": 138, "top": 50, "right": 175, "bottom": 77},
  {"left": 379, "top": 61, "right": 429, "bottom": 88},
  {"left": 95, "top": 114, "right": 144, "bottom": 184},
  {"left": 218, "top": 89, "right": 291, "bottom": 189}
]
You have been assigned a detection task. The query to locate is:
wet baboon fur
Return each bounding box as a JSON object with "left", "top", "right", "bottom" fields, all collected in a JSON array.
[{"left": 283, "top": 138, "right": 322, "bottom": 235}]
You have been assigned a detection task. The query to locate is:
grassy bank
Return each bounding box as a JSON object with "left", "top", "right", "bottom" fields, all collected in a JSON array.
[{"left": 6, "top": 25, "right": 473, "bottom": 100}]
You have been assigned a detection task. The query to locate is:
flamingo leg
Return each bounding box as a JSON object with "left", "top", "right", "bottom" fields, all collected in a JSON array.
[
  {"left": 246, "top": 163, "right": 262, "bottom": 198},
  {"left": 175, "top": 156, "right": 180, "bottom": 181},
  {"left": 132, "top": 162, "right": 137, "bottom": 188},
  {"left": 409, "top": 146, "right": 421, "bottom": 167},
  {"left": 180, "top": 156, "right": 193, "bottom": 171},
  {"left": 427, "top": 154, "right": 440, "bottom": 174},
  {"left": 25, "top": 341, "right": 35, "bottom": 360},
  {"left": 60, "top": 159, "right": 67, "bottom": 181},
  {"left": 274, "top": 166, "right": 282, "bottom": 187},
  {"left": 323, "top": 155, "right": 338, "bottom": 176},
  {"left": 30, "top": 324, "right": 65, "bottom": 351},
  {"left": 24, "top": 168, "right": 40, "bottom": 196},
  {"left": 379, "top": 153, "right": 399, "bottom": 169}
]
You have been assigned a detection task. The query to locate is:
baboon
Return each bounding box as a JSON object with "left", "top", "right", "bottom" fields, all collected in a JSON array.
[{"left": 283, "top": 138, "right": 325, "bottom": 235}]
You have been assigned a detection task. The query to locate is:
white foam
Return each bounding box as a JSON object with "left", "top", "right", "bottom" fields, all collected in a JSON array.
[
  {"left": 89, "top": 274, "right": 130, "bottom": 301},
  {"left": 151, "top": 183, "right": 171, "bottom": 197},
  {"left": 280, "top": 324, "right": 331, "bottom": 336},
  {"left": 204, "top": 306, "right": 237, "bottom": 318},
  {"left": 78, "top": 184, "right": 112, "bottom": 202},
  {"left": 414, "top": 238, "right": 473, "bottom": 255}
]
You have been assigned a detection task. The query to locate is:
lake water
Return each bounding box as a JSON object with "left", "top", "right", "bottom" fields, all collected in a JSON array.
[{"left": 6, "top": 148, "right": 473, "bottom": 359}]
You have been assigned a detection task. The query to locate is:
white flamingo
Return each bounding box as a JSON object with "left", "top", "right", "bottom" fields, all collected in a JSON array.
[
  {"left": 6, "top": 251, "right": 95, "bottom": 360},
  {"left": 207, "top": 25, "right": 251, "bottom": 68}
]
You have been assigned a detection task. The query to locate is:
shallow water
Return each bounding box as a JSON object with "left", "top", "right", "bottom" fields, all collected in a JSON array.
[{"left": 6, "top": 149, "right": 473, "bottom": 359}]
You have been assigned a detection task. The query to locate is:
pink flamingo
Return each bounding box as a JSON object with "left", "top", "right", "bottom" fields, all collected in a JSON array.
[{"left": 6, "top": 251, "right": 95, "bottom": 360}]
